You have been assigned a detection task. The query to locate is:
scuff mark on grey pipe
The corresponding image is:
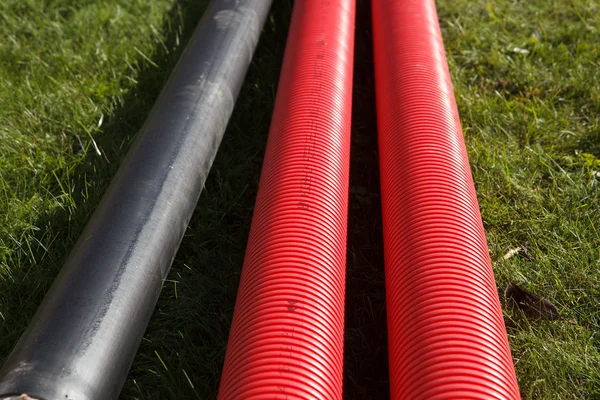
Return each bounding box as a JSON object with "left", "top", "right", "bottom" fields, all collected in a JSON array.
[{"left": 0, "top": 1, "right": 272, "bottom": 399}]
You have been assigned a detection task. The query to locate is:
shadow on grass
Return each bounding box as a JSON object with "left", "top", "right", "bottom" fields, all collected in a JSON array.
[
  {"left": 120, "top": 1, "right": 293, "bottom": 399},
  {"left": 579, "top": 130, "right": 600, "bottom": 159},
  {"left": 344, "top": 1, "right": 389, "bottom": 399}
]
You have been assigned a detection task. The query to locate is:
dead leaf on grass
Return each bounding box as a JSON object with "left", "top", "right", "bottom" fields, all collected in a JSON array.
[{"left": 505, "top": 283, "right": 562, "bottom": 320}]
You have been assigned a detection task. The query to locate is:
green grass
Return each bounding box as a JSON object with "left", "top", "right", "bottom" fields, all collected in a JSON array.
[
  {"left": 0, "top": 0, "right": 599, "bottom": 399},
  {"left": 0, "top": 0, "right": 190, "bottom": 348},
  {"left": 439, "top": 0, "right": 600, "bottom": 397}
]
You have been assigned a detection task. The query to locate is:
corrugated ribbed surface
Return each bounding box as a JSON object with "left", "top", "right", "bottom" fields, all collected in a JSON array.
[
  {"left": 371, "top": 0, "right": 521, "bottom": 398},
  {"left": 218, "top": 0, "right": 355, "bottom": 398}
]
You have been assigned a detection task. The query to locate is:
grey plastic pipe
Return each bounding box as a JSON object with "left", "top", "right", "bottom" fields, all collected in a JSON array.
[{"left": 0, "top": 1, "right": 272, "bottom": 399}]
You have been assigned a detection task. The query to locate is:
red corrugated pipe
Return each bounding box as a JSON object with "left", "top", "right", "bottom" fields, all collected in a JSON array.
[
  {"left": 372, "top": 0, "right": 521, "bottom": 398},
  {"left": 218, "top": 0, "right": 355, "bottom": 398}
]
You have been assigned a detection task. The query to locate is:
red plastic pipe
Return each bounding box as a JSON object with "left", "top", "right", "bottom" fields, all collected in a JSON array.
[
  {"left": 372, "top": 0, "right": 520, "bottom": 398},
  {"left": 218, "top": 1, "right": 355, "bottom": 398}
]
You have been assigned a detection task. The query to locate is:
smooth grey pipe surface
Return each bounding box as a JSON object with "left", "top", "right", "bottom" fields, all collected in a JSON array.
[{"left": 0, "top": 1, "right": 272, "bottom": 399}]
